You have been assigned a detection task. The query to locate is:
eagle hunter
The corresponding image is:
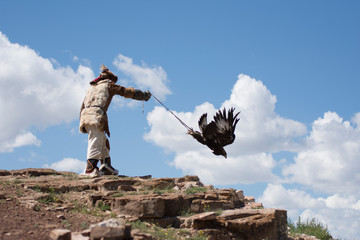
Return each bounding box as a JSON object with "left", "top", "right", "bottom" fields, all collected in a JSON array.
[{"left": 187, "top": 107, "right": 240, "bottom": 158}]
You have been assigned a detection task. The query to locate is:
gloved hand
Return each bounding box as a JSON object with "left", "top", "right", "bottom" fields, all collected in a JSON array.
[{"left": 144, "top": 90, "right": 152, "bottom": 101}]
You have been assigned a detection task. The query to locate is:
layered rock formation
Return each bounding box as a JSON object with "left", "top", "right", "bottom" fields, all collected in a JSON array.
[{"left": 0, "top": 168, "right": 290, "bottom": 240}]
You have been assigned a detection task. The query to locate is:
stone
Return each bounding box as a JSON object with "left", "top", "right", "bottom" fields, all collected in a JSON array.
[
  {"left": 88, "top": 194, "right": 104, "bottom": 206},
  {"left": 235, "top": 190, "right": 244, "bottom": 201},
  {"left": 162, "top": 194, "right": 188, "bottom": 216},
  {"left": 131, "top": 229, "right": 153, "bottom": 240},
  {"left": 11, "top": 168, "right": 60, "bottom": 177},
  {"left": 97, "top": 179, "right": 139, "bottom": 192},
  {"left": 90, "top": 219, "right": 126, "bottom": 240},
  {"left": 137, "top": 175, "right": 152, "bottom": 179},
  {"left": 0, "top": 169, "right": 11, "bottom": 176},
  {"left": 190, "top": 199, "right": 234, "bottom": 213},
  {"left": 81, "top": 228, "right": 91, "bottom": 237},
  {"left": 175, "top": 175, "right": 200, "bottom": 183},
  {"left": 216, "top": 189, "right": 234, "bottom": 200},
  {"left": 91, "top": 226, "right": 125, "bottom": 240},
  {"left": 118, "top": 185, "right": 136, "bottom": 191},
  {"left": 71, "top": 232, "right": 89, "bottom": 240},
  {"left": 57, "top": 214, "right": 66, "bottom": 220},
  {"left": 20, "top": 199, "right": 41, "bottom": 211},
  {"left": 246, "top": 202, "right": 263, "bottom": 209},
  {"left": 0, "top": 192, "right": 6, "bottom": 199},
  {"left": 204, "top": 192, "right": 218, "bottom": 200},
  {"left": 204, "top": 184, "right": 215, "bottom": 190},
  {"left": 182, "top": 181, "right": 203, "bottom": 190},
  {"left": 49, "top": 229, "right": 71, "bottom": 240},
  {"left": 217, "top": 208, "right": 288, "bottom": 240},
  {"left": 244, "top": 196, "right": 255, "bottom": 204},
  {"left": 183, "top": 212, "right": 217, "bottom": 229},
  {"left": 191, "top": 212, "right": 217, "bottom": 221},
  {"left": 91, "top": 218, "right": 126, "bottom": 228},
  {"left": 141, "top": 178, "right": 174, "bottom": 190},
  {"left": 111, "top": 195, "right": 165, "bottom": 218}
]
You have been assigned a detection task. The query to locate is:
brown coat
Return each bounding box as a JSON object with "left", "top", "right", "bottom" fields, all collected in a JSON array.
[{"left": 79, "top": 79, "right": 149, "bottom": 137}]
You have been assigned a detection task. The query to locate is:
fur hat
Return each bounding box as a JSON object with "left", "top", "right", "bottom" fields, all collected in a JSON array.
[{"left": 90, "top": 64, "right": 118, "bottom": 85}]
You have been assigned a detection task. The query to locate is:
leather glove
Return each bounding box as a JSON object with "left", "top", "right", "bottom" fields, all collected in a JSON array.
[{"left": 144, "top": 90, "right": 152, "bottom": 101}]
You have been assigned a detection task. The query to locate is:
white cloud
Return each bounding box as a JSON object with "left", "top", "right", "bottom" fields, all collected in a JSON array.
[
  {"left": 113, "top": 54, "right": 171, "bottom": 100},
  {"left": 43, "top": 158, "right": 86, "bottom": 173},
  {"left": 172, "top": 151, "right": 279, "bottom": 185},
  {"left": 258, "top": 184, "right": 324, "bottom": 218},
  {"left": 0, "top": 32, "right": 94, "bottom": 152},
  {"left": 145, "top": 74, "right": 306, "bottom": 185},
  {"left": 259, "top": 184, "right": 360, "bottom": 239},
  {"left": 0, "top": 131, "right": 41, "bottom": 152},
  {"left": 283, "top": 111, "right": 360, "bottom": 194},
  {"left": 222, "top": 74, "right": 307, "bottom": 155}
]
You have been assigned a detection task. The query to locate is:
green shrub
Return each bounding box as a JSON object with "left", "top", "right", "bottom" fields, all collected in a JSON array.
[
  {"left": 111, "top": 193, "right": 124, "bottom": 197},
  {"left": 184, "top": 186, "right": 207, "bottom": 195},
  {"left": 130, "top": 220, "right": 209, "bottom": 240},
  {"left": 288, "top": 217, "right": 333, "bottom": 240},
  {"left": 97, "top": 200, "right": 111, "bottom": 211},
  {"left": 71, "top": 201, "right": 107, "bottom": 217},
  {"left": 37, "top": 187, "right": 62, "bottom": 204}
]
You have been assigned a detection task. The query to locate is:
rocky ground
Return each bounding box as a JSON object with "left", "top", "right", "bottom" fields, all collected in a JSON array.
[{"left": 0, "top": 168, "right": 318, "bottom": 240}]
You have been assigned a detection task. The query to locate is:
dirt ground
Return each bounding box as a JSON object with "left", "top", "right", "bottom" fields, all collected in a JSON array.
[{"left": 0, "top": 177, "right": 104, "bottom": 240}]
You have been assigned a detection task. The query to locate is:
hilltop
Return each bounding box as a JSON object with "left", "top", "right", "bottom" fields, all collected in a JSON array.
[{"left": 0, "top": 168, "right": 318, "bottom": 240}]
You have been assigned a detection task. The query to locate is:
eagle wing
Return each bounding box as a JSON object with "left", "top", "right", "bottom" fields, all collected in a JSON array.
[
  {"left": 189, "top": 107, "right": 240, "bottom": 157},
  {"left": 198, "top": 113, "right": 208, "bottom": 133},
  {"left": 210, "top": 107, "right": 240, "bottom": 147}
]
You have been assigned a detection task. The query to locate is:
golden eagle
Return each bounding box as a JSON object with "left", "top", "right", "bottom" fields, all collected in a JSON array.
[{"left": 187, "top": 107, "right": 240, "bottom": 158}]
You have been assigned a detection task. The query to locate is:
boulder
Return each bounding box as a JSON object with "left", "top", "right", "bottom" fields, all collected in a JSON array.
[
  {"left": 184, "top": 212, "right": 218, "bottom": 229},
  {"left": 0, "top": 169, "right": 11, "bottom": 176},
  {"left": 90, "top": 218, "right": 127, "bottom": 240},
  {"left": 217, "top": 208, "right": 288, "bottom": 240},
  {"left": 111, "top": 195, "right": 165, "bottom": 218},
  {"left": 190, "top": 199, "right": 234, "bottom": 213},
  {"left": 97, "top": 178, "right": 139, "bottom": 192},
  {"left": 49, "top": 229, "right": 71, "bottom": 240},
  {"left": 131, "top": 229, "right": 153, "bottom": 240},
  {"left": 141, "top": 178, "right": 175, "bottom": 190}
]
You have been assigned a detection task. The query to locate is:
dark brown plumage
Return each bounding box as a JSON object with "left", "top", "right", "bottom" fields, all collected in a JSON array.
[{"left": 187, "top": 107, "right": 240, "bottom": 158}]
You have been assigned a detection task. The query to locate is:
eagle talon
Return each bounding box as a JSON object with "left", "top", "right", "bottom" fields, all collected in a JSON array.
[{"left": 187, "top": 129, "right": 195, "bottom": 135}]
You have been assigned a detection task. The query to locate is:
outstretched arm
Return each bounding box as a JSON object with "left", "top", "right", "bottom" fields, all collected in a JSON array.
[{"left": 109, "top": 83, "right": 151, "bottom": 101}]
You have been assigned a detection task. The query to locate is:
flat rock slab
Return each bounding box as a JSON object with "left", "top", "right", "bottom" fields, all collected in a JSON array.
[
  {"left": 11, "top": 168, "right": 61, "bottom": 177},
  {"left": 49, "top": 229, "right": 71, "bottom": 240},
  {"left": 0, "top": 170, "right": 11, "bottom": 176},
  {"left": 217, "top": 208, "right": 288, "bottom": 240}
]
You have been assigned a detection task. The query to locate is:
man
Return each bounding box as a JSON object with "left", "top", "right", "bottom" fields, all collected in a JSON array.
[{"left": 79, "top": 65, "right": 151, "bottom": 177}]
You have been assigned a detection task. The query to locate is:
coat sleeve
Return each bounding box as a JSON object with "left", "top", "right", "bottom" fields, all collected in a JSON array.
[
  {"left": 109, "top": 83, "right": 151, "bottom": 101},
  {"left": 79, "top": 100, "right": 88, "bottom": 133}
]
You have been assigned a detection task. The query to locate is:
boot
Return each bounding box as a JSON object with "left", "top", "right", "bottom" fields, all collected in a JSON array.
[
  {"left": 82, "top": 159, "right": 101, "bottom": 177},
  {"left": 99, "top": 157, "right": 119, "bottom": 175}
]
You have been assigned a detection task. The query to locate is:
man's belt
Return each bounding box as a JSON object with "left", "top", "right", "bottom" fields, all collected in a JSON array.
[{"left": 86, "top": 105, "right": 106, "bottom": 114}]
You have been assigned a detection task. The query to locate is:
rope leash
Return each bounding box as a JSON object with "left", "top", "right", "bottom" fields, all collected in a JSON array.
[{"left": 151, "top": 93, "right": 192, "bottom": 132}]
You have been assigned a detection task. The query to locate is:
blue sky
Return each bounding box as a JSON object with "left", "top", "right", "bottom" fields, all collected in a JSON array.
[{"left": 1, "top": 1, "right": 360, "bottom": 238}]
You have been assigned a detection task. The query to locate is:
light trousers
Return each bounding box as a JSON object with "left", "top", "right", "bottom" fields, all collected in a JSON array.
[{"left": 86, "top": 125, "right": 110, "bottom": 160}]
